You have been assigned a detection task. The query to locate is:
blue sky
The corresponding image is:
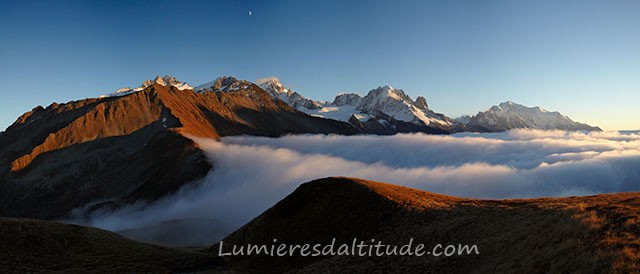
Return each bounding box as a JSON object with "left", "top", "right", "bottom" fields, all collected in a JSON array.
[{"left": 1, "top": 0, "right": 638, "bottom": 130}]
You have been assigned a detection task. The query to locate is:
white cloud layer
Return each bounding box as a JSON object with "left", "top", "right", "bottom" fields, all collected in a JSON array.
[{"left": 73, "top": 130, "right": 640, "bottom": 246}]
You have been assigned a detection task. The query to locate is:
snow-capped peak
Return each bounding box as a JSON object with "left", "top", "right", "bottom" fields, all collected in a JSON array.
[
  {"left": 100, "top": 75, "right": 193, "bottom": 98},
  {"left": 463, "top": 101, "right": 601, "bottom": 131},
  {"left": 367, "top": 86, "right": 410, "bottom": 101},
  {"left": 355, "top": 86, "right": 451, "bottom": 127},
  {"left": 360, "top": 86, "right": 407, "bottom": 109},
  {"left": 257, "top": 77, "right": 288, "bottom": 96},
  {"left": 144, "top": 75, "right": 167, "bottom": 87},
  {"left": 333, "top": 93, "right": 363, "bottom": 106},
  {"left": 455, "top": 114, "right": 472, "bottom": 124},
  {"left": 194, "top": 76, "right": 252, "bottom": 93},
  {"left": 491, "top": 101, "right": 547, "bottom": 113},
  {"left": 415, "top": 96, "right": 429, "bottom": 111},
  {"left": 292, "top": 84, "right": 453, "bottom": 130},
  {"left": 254, "top": 76, "right": 322, "bottom": 110},
  {"left": 141, "top": 75, "right": 190, "bottom": 89},
  {"left": 498, "top": 100, "right": 516, "bottom": 108}
]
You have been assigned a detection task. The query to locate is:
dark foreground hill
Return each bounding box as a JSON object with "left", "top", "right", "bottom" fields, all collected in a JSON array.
[
  {"left": 2, "top": 177, "right": 638, "bottom": 273},
  {"left": 0, "top": 218, "right": 219, "bottom": 273},
  {"left": 212, "top": 177, "right": 640, "bottom": 273}
]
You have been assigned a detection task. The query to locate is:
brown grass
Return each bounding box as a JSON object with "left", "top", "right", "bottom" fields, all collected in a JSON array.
[
  {"left": 215, "top": 177, "right": 640, "bottom": 274},
  {"left": 1, "top": 177, "right": 638, "bottom": 273},
  {"left": 0, "top": 218, "right": 219, "bottom": 273}
]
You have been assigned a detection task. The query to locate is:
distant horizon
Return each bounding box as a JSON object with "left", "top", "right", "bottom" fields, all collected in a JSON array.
[{"left": 1, "top": 0, "right": 639, "bottom": 131}]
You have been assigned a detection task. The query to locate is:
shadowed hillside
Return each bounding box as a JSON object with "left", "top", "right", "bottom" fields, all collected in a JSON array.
[
  {"left": 211, "top": 177, "right": 640, "bottom": 273},
  {"left": 1, "top": 178, "right": 638, "bottom": 273},
  {"left": 0, "top": 218, "right": 219, "bottom": 273},
  {"left": 0, "top": 81, "right": 359, "bottom": 219}
]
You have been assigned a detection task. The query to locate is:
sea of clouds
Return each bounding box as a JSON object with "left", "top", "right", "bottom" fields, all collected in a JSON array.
[{"left": 75, "top": 129, "right": 640, "bottom": 246}]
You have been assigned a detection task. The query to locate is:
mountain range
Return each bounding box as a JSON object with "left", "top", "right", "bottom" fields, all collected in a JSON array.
[
  {"left": 0, "top": 75, "right": 632, "bottom": 273},
  {"left": 0, "top": 75, "right": 601, "bottom": 220},
  {"left": 0, "top": 76, "right": 357, "bottom": 219},
  {"left": 278, "top": 78, "right": 604, "bottom": 133},
  {"left": 99, "top": 75, "right": 600, "bottom": 133},
  {"left": 254, "top": 77, "right": 600, "bottom": 133},
  {"left": 458, "top": 101, "right": 601, "bottom": 132}
]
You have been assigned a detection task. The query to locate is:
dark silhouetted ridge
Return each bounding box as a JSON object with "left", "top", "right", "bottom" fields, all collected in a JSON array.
[
  {"left": 0, "top": 218, "right": 218, "bottom": 273},
  {"left": 211, "top": 177, "right": 640, "bottom": 274}
]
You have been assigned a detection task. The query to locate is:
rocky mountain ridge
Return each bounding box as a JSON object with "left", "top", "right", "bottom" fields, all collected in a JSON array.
[
  {"left": 0, "top": 79, "right": 358, "bottom": 219},
  {"left": 458, "top": 101, "right": 602, "bottom": 132},
  {"left": 96, "top": 75, "right": 600, "bottom": 133}
]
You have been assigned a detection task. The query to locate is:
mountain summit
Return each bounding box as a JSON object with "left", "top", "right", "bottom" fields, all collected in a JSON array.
[
  {"left": 358, "top": 85, "right": 453, "bottom": 128},
  {"left": 101, "top": 75, "right": 193, "bottom": 97},
  {"left": 458, "top": 101, "right": 601, "bottom": 132},
  {"left": 194, "top": 76, "right": 254, "bottom": 93},
  {"left": 257, "top": 77, "right": 322, "bottom": 110}
]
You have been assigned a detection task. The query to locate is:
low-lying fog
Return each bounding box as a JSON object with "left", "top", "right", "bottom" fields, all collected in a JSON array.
[{"left": 71, "top": 129, "right": 640, "bottom": 246}]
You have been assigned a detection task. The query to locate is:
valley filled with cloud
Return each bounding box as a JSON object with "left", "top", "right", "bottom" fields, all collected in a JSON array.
[{"left": 75, "top": 130, "right": 640, "bottom": 245}]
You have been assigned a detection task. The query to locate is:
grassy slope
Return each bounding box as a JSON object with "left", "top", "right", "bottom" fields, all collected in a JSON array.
[
  {"left": 0, "top": 177, "right": 638, "bottom": 273},
  {"left": 214, "top": 177, "right": 640, "bottom": 273},
  {"left": 0, "top": 218, "right": 219, "bottom": 273}
]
